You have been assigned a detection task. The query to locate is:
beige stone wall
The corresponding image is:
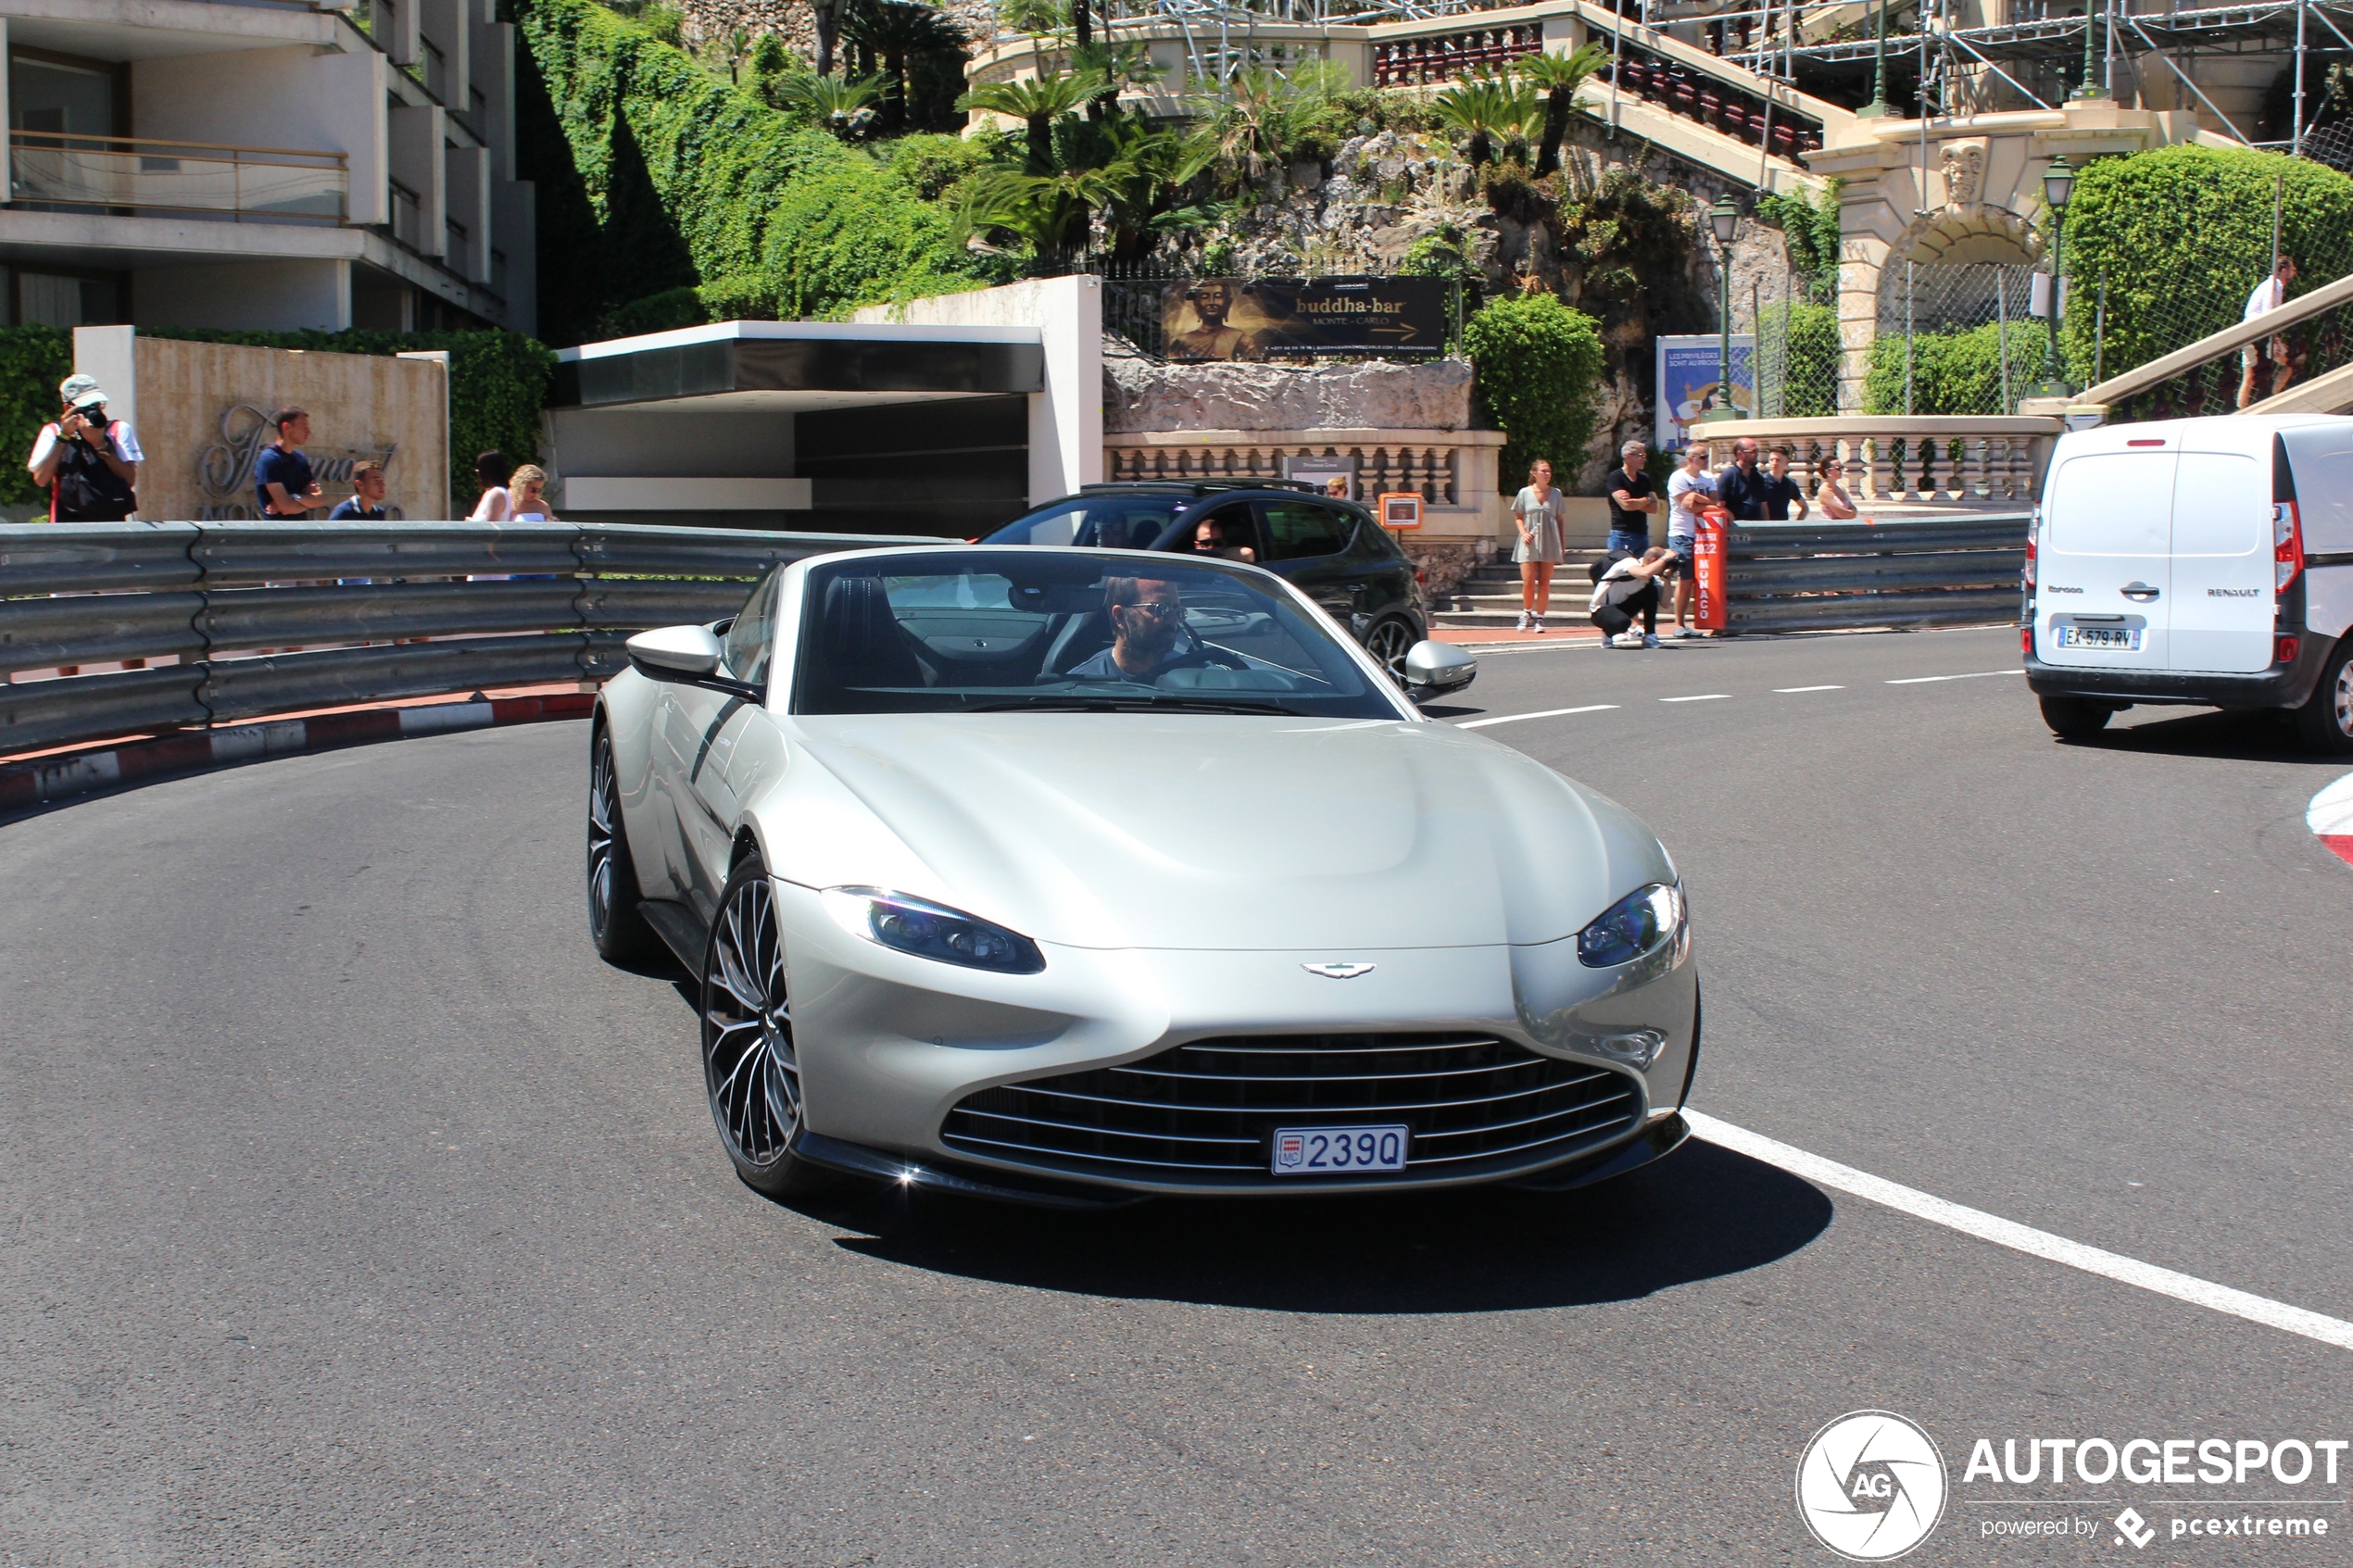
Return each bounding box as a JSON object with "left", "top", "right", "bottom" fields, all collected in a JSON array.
[{"left": 129, "top": 337, "right": 448, "bottom": 521}]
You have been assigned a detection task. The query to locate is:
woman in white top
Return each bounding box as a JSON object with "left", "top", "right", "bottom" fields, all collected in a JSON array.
[
  {"left": 467, "top": 450, "right": 514, "bottom": 521},
  {"left": 1664, "top": 445, "right": 1716, "bottom": 638},
  {"left": 1812, "top": 457, "right": 1858, "bottom": 521},
  {"left": 1511, "top": 458, "right": 1567, "bottom": 633},
  {"left": 506, "top": 464, "right": 559, "bottom": 521}
]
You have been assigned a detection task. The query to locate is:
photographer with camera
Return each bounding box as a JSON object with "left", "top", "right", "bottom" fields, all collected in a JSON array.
[{"left": 28, "top": 374, "right": 142, "bottom": 522}]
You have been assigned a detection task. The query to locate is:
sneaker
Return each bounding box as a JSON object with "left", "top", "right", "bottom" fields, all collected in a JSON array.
[
  {"left": 1612, "top": 631, "right": 1644, "bottom": 649},
  {"left": 1515, "top": 610, "right": 1531, "bottom": 632},
  {"left": 1531, "top": 613, "right": 1546, "bottom": 633},
  {"left": 1642, "top": 633, "right": 1661, "bottom": 648},
  {"left": 1675, "top": 627, "right": 1704, "bottom": 639}
]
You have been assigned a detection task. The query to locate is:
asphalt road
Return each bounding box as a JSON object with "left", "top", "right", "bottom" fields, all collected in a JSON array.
[{"left": 5, "top": 625, "right": 2350, "bottom": 1567}]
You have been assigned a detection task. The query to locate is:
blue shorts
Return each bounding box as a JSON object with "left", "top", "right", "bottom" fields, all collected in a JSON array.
[{"left": 1606, "top": 530, "right": 1650, "bottom": 557}]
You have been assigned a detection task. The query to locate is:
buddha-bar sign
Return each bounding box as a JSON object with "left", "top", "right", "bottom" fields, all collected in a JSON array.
[{"left": 1162, "top": 277, "right": 1448, "bottom": 360}]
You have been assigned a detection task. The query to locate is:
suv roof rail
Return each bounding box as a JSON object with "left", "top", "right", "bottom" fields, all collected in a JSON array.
[{"left": 1076, "top": 480, "right": 1322, "bottom": 496}]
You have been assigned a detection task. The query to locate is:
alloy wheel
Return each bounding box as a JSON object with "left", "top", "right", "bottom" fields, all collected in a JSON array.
[
  {"left": 1365, "top": 619, "right": 1415, "bottom": 680},
  {"left": 703, "top": 873, "right": 802, "bottom": 1168},
  {"left": 587, "top": 737, "right": 621, "bottom": 935},
  {"left": 2336, "top": 664, "right": 2353, "bottom": 738}
]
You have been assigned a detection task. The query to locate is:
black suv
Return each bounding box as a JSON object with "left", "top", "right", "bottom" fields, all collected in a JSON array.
[{"left": 981, "top": 482, "right": 1431, "bottom": 676}]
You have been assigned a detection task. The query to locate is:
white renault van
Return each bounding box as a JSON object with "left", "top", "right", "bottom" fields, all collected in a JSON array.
[{"left": 2024, "top": 415, "right": 2353, "bottom": 754}]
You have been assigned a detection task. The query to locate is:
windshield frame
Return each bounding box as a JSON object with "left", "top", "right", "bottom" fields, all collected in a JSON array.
[{"left": 780, "top": 545, "right": 1417, "bottom": 722}]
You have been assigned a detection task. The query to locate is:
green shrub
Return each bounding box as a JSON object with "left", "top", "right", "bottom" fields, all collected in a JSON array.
[
  {"left": 2060, "top": 144, "right": 2353, "bottom": 378},
  {"left": 1862, "top": 321, "right": 2043, "bottom": 415},
  {"left": 1460, "top": 293, "right": 1605, "bottom": 483},
  {"left": 142, "top": 329, "right": 557, "bottom": 507},
  {"left": 0, "top": 326, "right": 73, "bottom": 509},
  {"left": 1755, "top": 180, "right": 1842, "bottom": 305},
  {"left": 516, "top": 0, "right": 996, "bottom": 339},
  {"left": 1760, "top": 300, "right": 1840, "bottom": 417}
]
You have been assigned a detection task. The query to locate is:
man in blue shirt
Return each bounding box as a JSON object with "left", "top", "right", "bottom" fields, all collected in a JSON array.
[
  {"left": 1715, "top": 435, "right": 1774, "bottom": 522},
  {"left": 327, "top": 459, "right": 388, "bottom": 520},
  {"left": 254, "top": 407, "right": 323, "bottom": 517}
]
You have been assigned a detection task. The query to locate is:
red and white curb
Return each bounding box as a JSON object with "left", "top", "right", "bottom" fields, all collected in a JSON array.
[
  {"left": 0, "top": 691, "right": 594, "bottom": 816},
  {"left": 2310, "top": 771, "right": 2353, "bottom": 868}
]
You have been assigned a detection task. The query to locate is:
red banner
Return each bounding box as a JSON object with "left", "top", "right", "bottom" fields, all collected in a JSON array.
[{"left": 1694, "top": 518, "right": 1728, "bottom": 632}]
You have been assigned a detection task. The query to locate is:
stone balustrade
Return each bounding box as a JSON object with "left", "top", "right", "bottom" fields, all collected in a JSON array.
[
  {"left": 1104, "top": 428, "right": 1507, "bottom": 535},
  {"left": 1697, "top": 416, "right": 2062, "bottom": 508}
]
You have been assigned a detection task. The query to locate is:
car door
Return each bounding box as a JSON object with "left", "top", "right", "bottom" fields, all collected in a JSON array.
[
  {"left": 655, "top": 571, "right": 780, "bottom": 928},
  {"left": 1156, "top": 499, "right": 1261, "bottom": 560},
  {"left": 1255, "top": 496, "right": 1358, "bottom": 624},
  {"left": 2166, "top": 447, "right": 2272, "bottom": 673},
  {"left": 2037, "top": 447, "right": 2174, "bottom": 671}
]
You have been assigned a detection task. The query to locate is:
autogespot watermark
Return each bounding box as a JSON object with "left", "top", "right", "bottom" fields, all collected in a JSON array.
[{"left": 1797, "top": 1415, "right": 2348, "bottom": 1559}]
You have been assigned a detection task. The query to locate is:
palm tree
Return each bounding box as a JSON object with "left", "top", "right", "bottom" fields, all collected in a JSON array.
[
  {"left": 780, "top": 71, "right": 885, "bottom": 138},
  {"left": 1184, "top": 62, "right": 1343, "bottom": 193},
  {"left": 1432, "top": 72, "right": 1539, "bottom": 169},
  {"left": 958, "top": 69, "right": 1094, "bottom": 175},
  {"left": 1518, "top": 44, "right": 1609, "bottom": 176},
  {"left": 955, "top": 159, "right": 1135, "bottom": 266},
  {"left": 842, "top": 0, "right": 965, "bottom": 132},
  {"left": 1088, "top": 114, "right": 1190, "bottom": 257},
  {"left": 1070, "top": 38, "right": 1163, "bottom": 119}
]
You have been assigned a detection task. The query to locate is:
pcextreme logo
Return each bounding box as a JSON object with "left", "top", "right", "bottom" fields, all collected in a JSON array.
[{"left": 1796, "top": 1411, "right": 1950, "bottom": 1562}]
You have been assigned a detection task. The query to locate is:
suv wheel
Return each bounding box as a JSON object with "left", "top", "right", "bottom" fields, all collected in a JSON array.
[
  {"left": 2295, "top": 641, "right": 2353, "bottom": 756},
  {"left": 1363, "top": 616, "right": 1417, "bottom": 682}
]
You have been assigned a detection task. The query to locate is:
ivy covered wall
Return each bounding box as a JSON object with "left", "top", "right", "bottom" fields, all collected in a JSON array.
[{"left": 513, "top": 0, "right": 1002, "bottom": 345}]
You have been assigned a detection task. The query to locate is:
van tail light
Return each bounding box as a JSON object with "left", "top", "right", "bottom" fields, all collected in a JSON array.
[
  {"left": 2022, "top": 527, "right": 2037, "bottom": 590},
  {"left": 2275, "top": 501, "right": 2303, "bottom": 592},
  {"left": 2277, "top": 635, "right": 2301, "bottom": 666},
  {"left": 2020, "top": 623, "right": 2034, "bottom": 658}
]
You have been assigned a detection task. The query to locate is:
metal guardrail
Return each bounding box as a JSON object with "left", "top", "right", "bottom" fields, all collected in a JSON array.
[
  {"left": 1721, "top": 514, "right": 2029, "bottom": 633},
  {"left": 1, "top": 521, "right": 938, "bottom": 757}
]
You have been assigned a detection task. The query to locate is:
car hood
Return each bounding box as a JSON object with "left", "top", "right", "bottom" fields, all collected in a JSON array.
[{"left": 781, "top": 714, "right": 1664, "bottom": 951}]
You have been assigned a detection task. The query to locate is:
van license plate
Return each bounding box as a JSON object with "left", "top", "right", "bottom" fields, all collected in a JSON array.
[
  {"left": 1272, "top": 1125, "right": 1408, "bottom": 1174},
  {"left": 2058, "top": 624, "right": 2142, "bottom": 650}
]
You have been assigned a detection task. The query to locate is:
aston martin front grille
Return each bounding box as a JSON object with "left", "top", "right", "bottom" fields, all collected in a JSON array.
[{"left": 938, "top": 1033, "right": 1642, "bottom": 1183}]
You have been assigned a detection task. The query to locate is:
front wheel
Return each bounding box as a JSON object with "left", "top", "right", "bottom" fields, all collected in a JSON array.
[
  {"left": 701, "top": 849, "right": 826, "bottom": 1198},
  {"left": 1363, "top": 616, "right": 1417, "bottom": 683},
  {"left": 2295, "top": 641, "right": 2353, "bottom": 756},
  {"left": 588, "top": 727, "right": 660, "bottom": 964},
  {"left": 2038, "top": 694, "right": 2114, "bottom": 740}
]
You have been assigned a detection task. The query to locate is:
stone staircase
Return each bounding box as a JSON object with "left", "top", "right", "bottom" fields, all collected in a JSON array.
[{"left": 1431, "top": 553, "right": 1615, "bottom": 631}]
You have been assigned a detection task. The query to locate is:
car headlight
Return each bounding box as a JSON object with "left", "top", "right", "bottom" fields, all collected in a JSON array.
[
  {"left": 821, "top": 886, "right": 1046, "bottom": 974},
  {"left": 1576, "top": 882, "right": 1685, "bottom": 968}
]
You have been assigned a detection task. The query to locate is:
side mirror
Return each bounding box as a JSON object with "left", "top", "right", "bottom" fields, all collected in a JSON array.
[
  {"left": 626, "top": 624, "right": 724, "bottom": 681},
  {"left": 1402, "top": 639, "right": 1477, "bottom": 702}
]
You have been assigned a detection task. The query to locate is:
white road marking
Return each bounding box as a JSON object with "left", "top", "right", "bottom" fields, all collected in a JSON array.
[
  {"left": 1660, "top": 694, "right": 1731, "bottom": 703},
  {"left": 1884, "top": 669, "right": 2026, "bottom": 684},
  {"left": 1454, "top": 704, "right": 1618, "bottom": 730},
  {"left": 1774, "top": 685, "right": 1845, "bottom": 694},
  {"left": 1684, "top": 1110, "right": 2353, "bottom": 1353}
]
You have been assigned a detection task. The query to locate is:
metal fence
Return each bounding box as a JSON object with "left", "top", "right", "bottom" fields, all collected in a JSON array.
[
  {"left": 0, "top": 521, "right": 937, "bottom": 758},
  {"left": 1720, "top": 514, "right": 2029, "bottom": 633}
]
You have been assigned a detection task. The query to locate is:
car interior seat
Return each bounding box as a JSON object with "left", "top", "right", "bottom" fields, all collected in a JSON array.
[{"left": 819, "top": 575, "right": 932, "bottom": 691}]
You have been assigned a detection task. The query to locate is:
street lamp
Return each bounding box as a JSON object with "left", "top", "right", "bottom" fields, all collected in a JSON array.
[
  {"left": 2072, "top": 1, "right": 2105, "bottom": 100},
  {"left": 1856, "top": 0, "right": 1893, "bottom": 117},
  {"left": 1705, "top": 194, "right": 1744, "bottom": 422},
  {"left": 2033, "top": 154, "right": 2076, "bottom": 397}
]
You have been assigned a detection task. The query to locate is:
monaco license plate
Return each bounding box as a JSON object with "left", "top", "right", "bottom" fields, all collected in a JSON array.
[
  {"left": 1271, "top": 1124, "right": 1409, "bottom": 1175},
  {"left": 2058, "top": 623, "right": 2142, "bottom": 650}
]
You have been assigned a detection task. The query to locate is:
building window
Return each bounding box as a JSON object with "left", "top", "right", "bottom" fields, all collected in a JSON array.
[
  {"left": 446, "top": 216, "right": 468, "bottom": 266},
  {"left": 15, "top": 270, "right": 122, "bottom": 327},
  {"left": 422, "top": 38, "right": 447, "bottom": 100},
  {"left": 390, "top": 180, "right": 422, "bottom": 249},
  {"left": 9, "top": 53, "right": 121, "bottom": 140}
]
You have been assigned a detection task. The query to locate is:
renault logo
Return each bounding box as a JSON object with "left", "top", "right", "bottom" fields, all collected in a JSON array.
[{"left": 1302, "top": 962, "right": 1376, "bottom": 979}]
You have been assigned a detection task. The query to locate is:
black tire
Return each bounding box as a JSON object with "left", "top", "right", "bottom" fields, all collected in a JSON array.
[
  {"left": 2294, "top": 641, "right": 2353, "bottom": 756},
  {"left": 2038, "top": 694, "right": 2114, "bottom": 740},
  {"left": 700, "top": 849, "right": 827, "bottom": 1198},
  {"left": 587, "top": 725, "right": 661, "bottom": 964},
  {"left": 1363, "top": 615, "right": 1418, "bottom": 683}
]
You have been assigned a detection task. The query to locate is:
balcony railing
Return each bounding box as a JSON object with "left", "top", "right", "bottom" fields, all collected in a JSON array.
[
  {"left": 421, "top": 39, "right": 448, "bottom": 101},
  {"left": 8, "top": 132, "right": 346, "bottom": 223}
]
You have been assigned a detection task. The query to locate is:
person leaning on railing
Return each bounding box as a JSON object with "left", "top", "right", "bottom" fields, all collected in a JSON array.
[{"left": 29, "top": 373, "right": 142, "bottom": 522}]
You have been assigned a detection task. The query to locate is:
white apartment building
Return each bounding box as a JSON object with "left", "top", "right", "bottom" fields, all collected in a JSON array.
[{"left": 0, "top": 0, "right": 533, "bottom": 334}]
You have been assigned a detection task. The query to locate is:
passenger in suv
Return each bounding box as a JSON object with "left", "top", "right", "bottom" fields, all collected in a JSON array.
[
  {"left": 984, "top": 482, "right": 1440, "bottom": 684},
  {"left": 2024, "top": 415, "right": 2353, "bottom": 754}
]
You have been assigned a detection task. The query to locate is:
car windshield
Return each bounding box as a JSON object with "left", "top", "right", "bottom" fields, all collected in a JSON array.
[
  {"left": 982, "top": 495, "right": 1188, "bottom": 550},
  {"left": 792, "top": 550, "right": 1406, "bottom": 720}
]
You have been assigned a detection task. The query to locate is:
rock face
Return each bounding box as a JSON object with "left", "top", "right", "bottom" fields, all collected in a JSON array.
[{"left": 1104, "top": 356, "right": 1475, "bottom": 434}]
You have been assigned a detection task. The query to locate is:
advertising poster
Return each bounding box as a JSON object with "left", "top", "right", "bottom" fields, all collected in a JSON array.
[
  {"left": 1655, "top": 333, "right": 1755, "bottom": 450},
  {"left": 1163, "top": 278, "right": 1448, "bottom": 360},
  {"left": 1283, "top": 453, "right": 1357, "bottom": 499}
]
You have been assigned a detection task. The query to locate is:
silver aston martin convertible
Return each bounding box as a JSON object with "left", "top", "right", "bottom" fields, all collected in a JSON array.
[{"left": 589, "top": 546, "right": 1698, "bottom": 1206}]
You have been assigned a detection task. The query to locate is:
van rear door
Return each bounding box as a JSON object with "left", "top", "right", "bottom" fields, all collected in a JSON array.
[
  {"left": 2165, "top": 449, "right": 2272, "bottom": 672},
  {"left": 2038, "top": 446, "right": 2174, "bottom": 670}
]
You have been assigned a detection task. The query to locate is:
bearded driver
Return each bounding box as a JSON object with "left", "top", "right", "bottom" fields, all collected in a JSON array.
[{"left": 1067, "top": 576, "right": 1244, "bottom": 684}]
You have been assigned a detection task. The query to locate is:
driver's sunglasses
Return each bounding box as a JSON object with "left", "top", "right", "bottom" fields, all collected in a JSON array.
[{"left": 1123, "top": 600, "right": 1184, "bottom": 619}]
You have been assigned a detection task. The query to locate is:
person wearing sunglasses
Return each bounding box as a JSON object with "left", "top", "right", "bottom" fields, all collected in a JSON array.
[{"left": 1065, "top": 575, "right": 1247, "bottom": 684}]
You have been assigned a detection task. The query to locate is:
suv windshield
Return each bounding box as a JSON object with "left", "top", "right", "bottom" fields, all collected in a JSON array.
[
  {"left": 983, "top": 494, "right": 1188, "bottom": 550},
  {"left": 793, "top": 551, "right": 1405, "bottom": 720}
]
